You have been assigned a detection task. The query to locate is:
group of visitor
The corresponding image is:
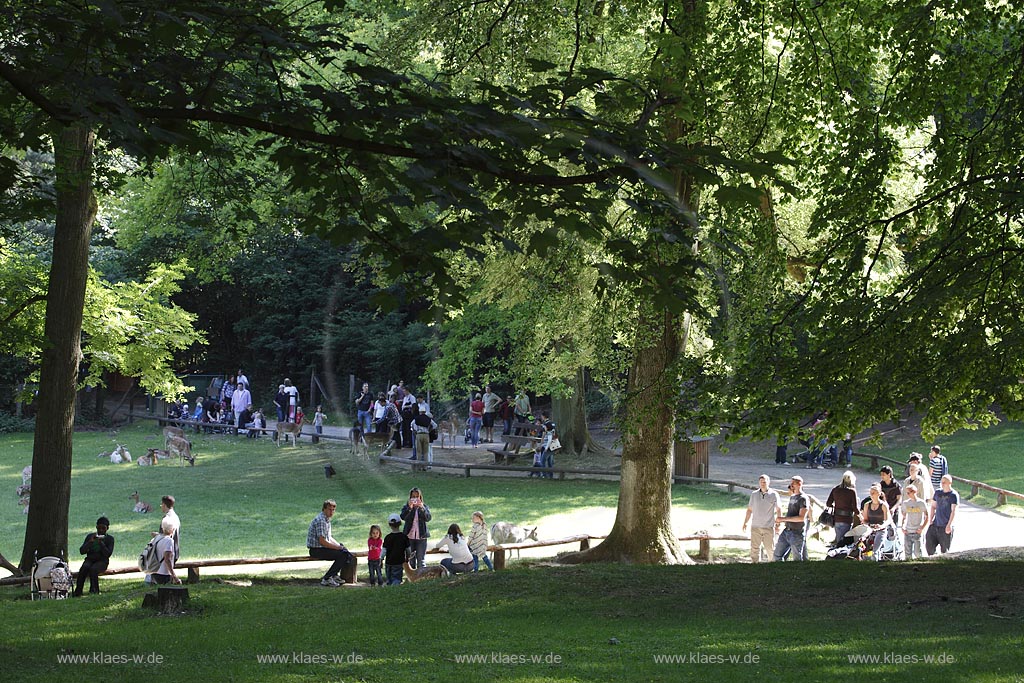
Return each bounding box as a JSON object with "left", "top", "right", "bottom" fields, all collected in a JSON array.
[
  {"left": 306, "top": 487, "right": 494, "bottom": 587},
  {"left": 745, "top": 445, "right": 960, "bottom": 561}
]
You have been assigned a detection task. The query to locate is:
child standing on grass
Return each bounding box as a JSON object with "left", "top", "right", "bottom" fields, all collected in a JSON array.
[
  {"left": 367, "top": 524, "right": 384, "bottom": 586},
  {"left": 313, "top": 405, "right": 325, "bottom": 435},
  {"left": 382, "top": 514, "right": 408, "bottom": 586},
  {"left": 467, "top": 511, "right": 493, "bottom": 571}
]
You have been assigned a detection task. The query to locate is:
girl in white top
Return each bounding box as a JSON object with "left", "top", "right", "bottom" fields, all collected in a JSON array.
[
  {"left": 434, "top": 524, "right": 474, "bottom": 574},
  {"left": 313, "top": 405, "right": 325, "bottom": 435}
]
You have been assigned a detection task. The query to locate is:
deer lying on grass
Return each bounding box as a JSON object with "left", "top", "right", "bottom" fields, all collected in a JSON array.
[{"left": 129, "top": 490, "right": 152, "bottom": 513}]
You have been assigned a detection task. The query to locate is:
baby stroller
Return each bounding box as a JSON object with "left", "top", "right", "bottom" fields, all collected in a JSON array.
[
  {"left": 872, "top": 524, "right": 906, "bottom": 562},
  {"left": 31, "top": 552, "right": 73, "bottom": 600},
  {"left": 825, "top": 524, "right": 870, "bottom": 560},
  {"left": 790, "top": 432, "right": 836, "bottom": 468}
]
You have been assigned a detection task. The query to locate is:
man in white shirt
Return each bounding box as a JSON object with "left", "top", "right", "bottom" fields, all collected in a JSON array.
[
  {"left": 742, "top": 474, "right": 781, "bottom": 562},
  {"left": 230, "top": 382, "right": 251, "bottom": 428},
  {"left": 482, "top": 385, "right": 501, "bottom": 443}
]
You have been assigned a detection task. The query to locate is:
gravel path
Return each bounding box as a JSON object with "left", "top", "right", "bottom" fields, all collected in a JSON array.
[
  {"left": 707, "top": 451, "right": 1024, "bottom": 555},
  {"left": 296, "top": 421, "right": 1024, "bottom": 557}
]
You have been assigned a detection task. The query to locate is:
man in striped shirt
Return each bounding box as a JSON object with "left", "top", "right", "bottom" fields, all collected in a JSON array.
[
  {"left": 928, "top": 446, "right": 949, "bottom": 493},
  {"left": 307, "top": 499, "right": 354, "bottom": 586}
]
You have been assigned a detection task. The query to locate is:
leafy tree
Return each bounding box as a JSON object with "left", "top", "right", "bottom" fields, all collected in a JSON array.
[
  {"left": 1, "top": 0, "right": 727, "bottom": 568},
  {"left": 385, "top": 0, "right": 1024, "bottom": 565}
]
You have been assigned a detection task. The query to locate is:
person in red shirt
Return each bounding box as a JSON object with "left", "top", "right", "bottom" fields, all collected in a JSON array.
[
  {"left": 367, "top": 524, "right": 384, "bottom": 586},
  {"left": 468, "top": 393, "right": 485, "bottom": 447}
]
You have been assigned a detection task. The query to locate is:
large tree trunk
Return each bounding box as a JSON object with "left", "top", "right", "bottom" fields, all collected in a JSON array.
[
  {"left": 564, "top": 0, "right": 705, "bottom": 566},
  {"left": 19, "top": 123, "right": 96, "bottom": 571},
  {"left": 551, "top": 367, "right": 611, "bottom": 456},
  {"left": 562, "top": 307, "right": 692, "bottom": 564}
]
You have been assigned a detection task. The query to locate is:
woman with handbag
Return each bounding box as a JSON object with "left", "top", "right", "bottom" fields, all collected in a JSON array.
[
  {"left": 825, "top": 470, "right": 859, "bottom": 546},
  {"left": 538, "top": 411, "right": 558, "bottom": 479}
]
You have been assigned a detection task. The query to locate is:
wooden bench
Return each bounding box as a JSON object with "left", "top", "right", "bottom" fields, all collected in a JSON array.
[{"left": 488, "top": 433, "right": 542, "bottom": 464}]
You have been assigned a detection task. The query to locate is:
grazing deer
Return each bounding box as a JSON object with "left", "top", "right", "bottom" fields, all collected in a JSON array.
[
  {"left": 166, "top": 436, "right": 194, "bottom": 466},
  {"left": 275, "top": 421, "right": 302, "bottom": 447},
  {"left": 129, "top": 490, "right": 152, "bottom": 513},
  {"left": 490, "top": 522, "right": 539, "bottom": 559},
  {"left": 437, "top": 418, "right": 458, "bottom": 449},
  {"left": 163, "top": 425, "right": 185, "bottom": 448},
  {"left": 403, "top": 556, "right": 448, "bottom": 582}
]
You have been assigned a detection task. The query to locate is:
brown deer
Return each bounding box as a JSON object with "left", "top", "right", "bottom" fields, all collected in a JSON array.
[
  {"left": 163, "top": 425, "right": 185, "bottom": 448},
  {"left": 275, "top": 421, "right": 302, "bottom": 447},
  {"left": 402, "top": 557, "right": 448, "bottom": 582},
  {"left": 129, "top": 491, "right": 152, "bottom": 513}
]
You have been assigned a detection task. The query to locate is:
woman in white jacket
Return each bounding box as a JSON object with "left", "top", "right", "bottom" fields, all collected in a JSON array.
[{"left": 434, "top": 524, "right": 474, "bottom": 574}]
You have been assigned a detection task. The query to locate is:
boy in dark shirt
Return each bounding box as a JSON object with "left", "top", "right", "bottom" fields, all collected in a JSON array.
[{"left": 382, "top": 514, "right": 409, "bottom": 586}]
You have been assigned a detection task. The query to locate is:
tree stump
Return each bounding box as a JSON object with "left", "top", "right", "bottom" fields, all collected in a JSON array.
[{"left": 142, "top": 585, "right": 190, "bottom": 613}]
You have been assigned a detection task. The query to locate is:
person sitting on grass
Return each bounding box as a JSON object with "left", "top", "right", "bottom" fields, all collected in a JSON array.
[{"left": 434, "top": 523, "right": 474, "bottom": 575}]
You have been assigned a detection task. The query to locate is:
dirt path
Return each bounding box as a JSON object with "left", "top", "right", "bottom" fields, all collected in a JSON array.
[
  {"left": 302, "top": 422, "right": 1024, "bottom": 558},
  {"left": 681, "top": 449, "right": 1024, "bottom": 555}
]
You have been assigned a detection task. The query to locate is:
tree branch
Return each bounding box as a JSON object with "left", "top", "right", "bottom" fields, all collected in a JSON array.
[
  {"left": 1, "top": 294, "right": 46, "bottom": 326},
  {"left": 133, "top": 105, "right": 623, "bottom": 187}
]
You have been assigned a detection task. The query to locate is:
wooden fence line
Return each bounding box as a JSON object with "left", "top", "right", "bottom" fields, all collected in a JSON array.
[{"left": 0, "top": 532, "right": 751, "bottom": 586}]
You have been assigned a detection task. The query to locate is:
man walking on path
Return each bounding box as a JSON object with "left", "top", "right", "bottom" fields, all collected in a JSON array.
[
  {"left": 743, "top": 474, "right": 781, "bottom": 562},
  {"left": 929, "top": 446, "right": 949, "bottom": 493},
  {"left": 900, "top": 484, "right": 930, "bottom": 559},
  {"left": 927, "top": 474, "right": 959, "bottom": 555},
  {"left": 773, "top": 476, "right": 809, "bottom": 561}
]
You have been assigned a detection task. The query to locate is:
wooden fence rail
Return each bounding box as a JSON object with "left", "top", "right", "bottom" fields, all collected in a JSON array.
[
  {"left": 0, "top": 532, "right": 751, "bottom": 586},
  {"left": 126, "top": 412, "right": 349, "bottom": 444}
]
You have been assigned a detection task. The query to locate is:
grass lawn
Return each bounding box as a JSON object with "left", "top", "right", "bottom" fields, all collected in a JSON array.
[
  {"left": 3, "top": 560, "right": 1023, "bottom": 682},
  {"left": 3, "top": 422, "right": 1024, "bottom": 681},
  {"left": 0, "top": 423, "right": 749, "bottom": 570}
]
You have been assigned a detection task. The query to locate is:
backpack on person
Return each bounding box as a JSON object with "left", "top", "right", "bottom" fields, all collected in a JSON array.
[{"left": 138, "top": 535, "right": 164, "bottom": 574}]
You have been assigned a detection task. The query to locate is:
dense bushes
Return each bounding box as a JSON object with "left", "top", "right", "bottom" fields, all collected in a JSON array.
[{"left": 0, "top": 412, "right": 34, "bottom": 433}]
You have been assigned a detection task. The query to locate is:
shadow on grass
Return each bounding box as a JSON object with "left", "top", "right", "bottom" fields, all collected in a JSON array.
[{"left": 2, "top": 560, "right": 1022, "bottom": 681}]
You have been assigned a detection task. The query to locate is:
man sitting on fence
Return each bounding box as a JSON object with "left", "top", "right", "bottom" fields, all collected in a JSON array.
[{"left": 307, "top": 499, "right": 354, "bottom": 587}]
